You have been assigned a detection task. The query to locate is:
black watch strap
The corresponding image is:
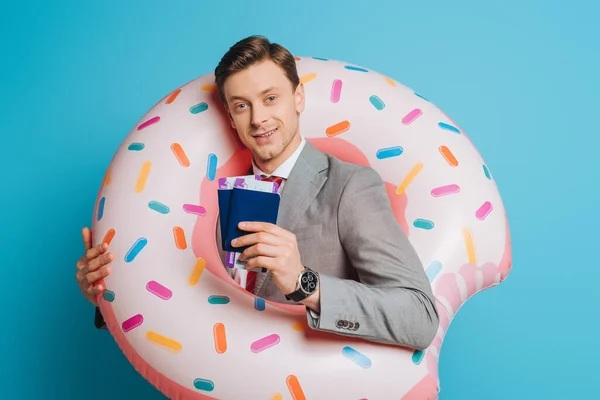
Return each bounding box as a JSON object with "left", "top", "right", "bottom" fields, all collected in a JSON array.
[{"left": 285, "top": 290, "right": 308, "bottom": 302}]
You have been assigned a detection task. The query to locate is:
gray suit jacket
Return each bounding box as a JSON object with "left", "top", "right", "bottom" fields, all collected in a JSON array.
[{"left": 230, "top": 141, "right": 439, "bottom": 350}]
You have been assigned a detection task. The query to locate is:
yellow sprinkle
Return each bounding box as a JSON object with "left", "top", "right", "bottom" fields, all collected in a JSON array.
[
  {"left": 146, "top": 331, "right": 182, "bottom": 353},
  {"left": 270, "top": 394, "right": 283, "bottom": 400},
  {"left": 201, "top": 84, "right": 216, "bottom": 91},
  {"left": 462, "top": 227, "right": 477, "bottom": 264},
  {"left": 104, "top": 170, "right": 111, "bottom": 186},
  {"left": 189, "top": 257, "right": 206, "bottom": 285},
  {"left": 385, "top": 76, "right": 396, "bottom": 86},
  {"left": 135, "top": 161, "right": 152, "bottom": 193},
  {"left": 396, "top": 162, "right": 423, "bottom": 195},
  {"left": 300, "top": 73, "right": 317, "bottom": 84},
  {"left": 292, "top": 321, "right": 307, "bottom": 331}
]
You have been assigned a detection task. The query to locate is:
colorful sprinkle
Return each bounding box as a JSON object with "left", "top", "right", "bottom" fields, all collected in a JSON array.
[
  {"left": 286, "top": 375, "right": 306, "bottom": 400},
  {"left": 128, "top": 143, "right": 145, "bottom": 151},
  {"left": 173, "top": 226, "right": 187, "bottom": 249},
  {"left": 183, "top": 204, "right": 206, "bottom": 216},
  {"left": 213, "top": 323, "right": 227, "bottom": 354},
  {"left": 137, "top": 116, "right": 160, "bottom": 131},
  {"left": 165, "top": 88, "right": 181, "bottom": 104},
  {"left": 122, "top": 314, "right": 143, "bottom": 332},
  {"left": 385, "top": 76, "right": 396, "bottom": 86},
  {"left": 414, "top": 92, "right": 429, "bottom": 101},
  {"left": 124, "top": 238, "right": 147, "bottom": 262},
  {"left": 146, "top": 331, "right": 182, "bottom": 353},
  {"left": 292, "top": 321, "right": 307, "bottom": 331},
  {"left": 294, "top": 56, "right": 301, "bottom": 61},
  {"left": 146, "top": 280, "right": 172, "bottom": 300},
  {"left": 135, "top": 161, "right": 152, "bottom": 193},
  {"left": 201, "top": 84, "right": 216, "bottom": 91},
  {"left": 438, "top": 122, "right": 461, "bottom": 134},
  {"left": 208, "top": 295, "right": 230, "bottom": 305},
  {"left": 369, "top": 95, "right": 385, "bottom": 110},
  {"left": 462, "top": 227, "right": 477, "bottom": 264},
  {"left": 270, "top": 394, "right": 283, "bottom": 400},
  {"left": 342, "top": 346, "right": 372, "bottom": 369},
  {"left": 104, "top": 171, "right": 110, "bottom": 186},
  {"left": 193, "top": 378, "right": 215, "bottom": 392},
  {"left": 171, "top": 143, "right": 190, "bottom": 167},
  {"left": 97, "top": 197, "right": 105, "bottom": 221},
  {"left": 476, "top": 201, "right": 493, "bottom": 220},
  {"left": 483, "top": 164, "right": 492, "bottom": 180},
  {"left": 426, "top": 261, "right": 442, "bottom": 282},
  {"left": 376, "top": 146, "right": 403, "bottom": 159},
  {"left": 326, "top": 120, "right": 350, "bottom": 137},
  {"left": 431, "top": 184, "right": 460, "bottom": 197},
  {"left": 102, "top": 229, "right": 115, "bottom": 246},
  {"left": 190, "top": 102, "right": 208, "bottom": 114},
  {"left": 439, "top": 146, "right": 458, "bottom": 167},
  {"left": 254, "top": 297, "right": 266, "bottom": 311},
  {"left": 412, "top": 350, "right": 425, "bottom": 365},
  {"left": 189, "top": 258, "right": 205, "bottom": 286},
  {"left": 414, "top": 218, "right": 435, "bottom": 230},
  {"left": 344, "top": 65, "right": 369, "bottom": 72},
  {"left": 402, "top": 108, "right": 423, "bottom": 125},
  {"left": 206, "top": 153, "right": 217, "bottom": 181},
  {"left": 330, "top": 79, "right": 343, "bottom": 103},
  {"left": 396, "top": 162, "right": 423, "bottom": 195},
  {"left": 251, "top": 334, "right": 280, "bottom": 353},
  {"left": 148, "top": 200, "right": 170, "bottom": 214},
  {"left": 102, "top": 290, "right": 115, "bottom": 302},
  {"left": 312, "top": 57, "right": 328, "bottom": 61},
  {"left": 300, "top": 73, "right": 317, "bottom": 84}
]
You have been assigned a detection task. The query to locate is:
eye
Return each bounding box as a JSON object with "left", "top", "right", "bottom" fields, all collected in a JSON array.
[
  {"left": 266, "top": 96, "right": 276, "bottom": 102},
  {"left": 235, "top": 103, "right": 247, "bottom": 110}
]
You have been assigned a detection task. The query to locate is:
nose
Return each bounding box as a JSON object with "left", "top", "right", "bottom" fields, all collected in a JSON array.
[{"left": 251, "top": 104, "right": 268, "bottom": 127}]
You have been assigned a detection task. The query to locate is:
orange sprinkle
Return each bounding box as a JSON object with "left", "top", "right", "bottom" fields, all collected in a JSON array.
[
  {"left": 171, "top": 143, "right": 190, "bottom": 167},
  {"left": 104, "top": 170, "right": 111, "bottom": 186},
  {"left": 189, "top": 258, "right": 206, "bottom": 286},
  {"left": 173, "top": 226, "right": 187, "bottom": 249},
  {"left": 165, "top": 89, "right": 181, "bottom": 104},
  {"left": 135, "top": 161, "right": 152, "bottom": 193},
  {"left": 286, "top": 375, "right": 306, "bottom": 400},
  {"left": 300, "top": 73, "right": 317, "bottom": 84},
  {"left": 213, "top": 323, "right": 227, "bottom": 354},
  {"left": 385, "top": 76, "right": 396, "bottom": 86},
  {"left": 326, "top": 120, "right": 350, "bottom": 137},
  {"left": 201, "top": 84, "right": 216, "bottom": 91},
  {"left": 439, "top": 146, "right": 458, "bottom": 167},
  {"left": 292, "top": 321, "right": 307, "bottom": 331},
  {"left": 270, "top": 394, "right": 283, "bottom": 400},
  {"left": 102, "top": 229, "right": 116, "bottom": 246},
  {"left": 294, "top": 57, "right": 301, "bottom": 61},
  {"left": 396, "top": 162, "right": 423, "bottom": 195},
  {"left": 462, "top": 227, "right": 477, "bottom": 264}
]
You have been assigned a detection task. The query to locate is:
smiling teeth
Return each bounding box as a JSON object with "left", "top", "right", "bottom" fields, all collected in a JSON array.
[{"left": 259, "top": 129, "right": 275, "bottom": 138}]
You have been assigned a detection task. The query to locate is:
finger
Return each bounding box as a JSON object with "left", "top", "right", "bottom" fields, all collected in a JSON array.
[
  {"left": 87, "top": 283, "right": 104, "bottom": 296},
  {"left": 85, "top": 266, "right": 111, "bottom": 285},
  {"left": 232, "top": 231, "right": 280, "bottom": 249},
  {"left": 239, "top": 243, "right": 279, "bottom": 261},
  {"left": 87, "top": 251, "right": 114, "bottom": 272},
  {"left": 76, "top": 268, "right": 89, "bottom": 286},
  {"left": 82, "top": 227, "right": 92, "bottom": 251},
  {"left": 244, "top": 256, "right": 274, "bottom": 271},
  {"left": 85, "top": 242, "right": 108, "bottom": 262},
  {"left": 76, "top": 256, "right": 88, "bottom": 271}
]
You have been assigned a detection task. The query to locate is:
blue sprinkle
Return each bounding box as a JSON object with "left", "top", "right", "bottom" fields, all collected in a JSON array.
[
  {"left": 414, "top": 92, "right": 429, "bottom": 102},
  {"left": 426, "top": 261, "right": 442, "bottom": 282},
  {"left": 413, "top": 219, "right": 434, "bottom": 230},
  {"left": 103, "top": 290, "right": 115, "bottom": 302},
  {"left": 97, "top": 197, "right": 105, "bottom": 221},
  {"left": 254, "top": 298, "right": 266, "bottom": 311},
  {"left": 438, "top": 122, "right": 461, "bottom": 134},
  {"left": 312, "top": 57, "right": 328, "bottom": 61},
  {"left": 208, "top": 295, "right": 230, "bottom": 305},
  {"left": 342, "top": 346, "right": 371, "bottom": 369},
  {"left": 128, "top": 143, "right": 145, "bottom": 151},
  {"left": 124, "top": 238, "right": 147, "bottom": 263},
  {"left": 369, "top": 95, "right": 385, "bottom": 110},
  {"left": 376, "top": 146, "right": 403, "bottom": 159},
  {"left": 483, "top": 165, "right": 492, "bottom": 180},
  {"left": 412, "top": 349, "right": 425, "bottom": 365},
  {"left": 206, "top": 153, "right": 217, "bottom": 181},
  {"left": 148, "top": 200, "right": 170, "bottom": 214},
  {"left": 193, "top": 378, "right": 214, "bottom": 392},
  {"left": 344, "top": 65, "right": 369, "bottom": 72},
  {"left": 190, "top": 102, "right": 209, "bottom": 114}
]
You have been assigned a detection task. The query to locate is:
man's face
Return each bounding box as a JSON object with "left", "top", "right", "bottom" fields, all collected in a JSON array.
[{"left": 222, "top": 60, "right": 305, "bottom": 173}]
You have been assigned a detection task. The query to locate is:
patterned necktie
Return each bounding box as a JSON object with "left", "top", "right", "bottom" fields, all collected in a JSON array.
[{"left": 245, "top": 174, "right": 284, "bottom": 293}]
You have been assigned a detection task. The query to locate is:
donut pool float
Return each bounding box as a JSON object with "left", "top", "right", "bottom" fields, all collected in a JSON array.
[{"left": 91, "top": 56, "right": 512, "bottom": 399}]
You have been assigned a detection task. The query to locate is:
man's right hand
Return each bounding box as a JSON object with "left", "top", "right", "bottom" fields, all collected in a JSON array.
[{"left": 76, "top": 227, "right": 113, "bottom": 307}]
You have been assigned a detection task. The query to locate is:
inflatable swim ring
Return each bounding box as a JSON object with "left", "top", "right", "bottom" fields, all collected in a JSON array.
[{"left": 92, "top": 56, "right": 512, "bottom": 399}]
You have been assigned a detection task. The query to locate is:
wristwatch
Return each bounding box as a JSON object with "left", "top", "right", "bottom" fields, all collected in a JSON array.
[{"left": 285, "top": 266, "right": 319, "bottom": 302}]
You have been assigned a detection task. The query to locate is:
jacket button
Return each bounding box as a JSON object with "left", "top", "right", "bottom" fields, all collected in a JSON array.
[
  {"left": 335, "top": 319, "right": 345, "bottom": 329},
  {"left": 347, "top": 322, "right": 355, "bottom": 330},
  {"left": 353, "top": 322, "right": 360, "bottom": 331}
]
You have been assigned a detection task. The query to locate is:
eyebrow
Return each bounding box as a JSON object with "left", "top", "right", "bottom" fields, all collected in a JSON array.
[{"left": 229, "top": 86, "right": 278, "bottom": 101}]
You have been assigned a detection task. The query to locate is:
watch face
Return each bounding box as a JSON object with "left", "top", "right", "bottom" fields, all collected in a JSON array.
[{"left": 300, "top": 270, "right": 318, "bottom": 294}]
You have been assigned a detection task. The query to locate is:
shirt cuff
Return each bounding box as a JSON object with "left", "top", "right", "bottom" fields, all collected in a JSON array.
[{"left": 307, "top": 307, "right": 321, "bottom": 328}]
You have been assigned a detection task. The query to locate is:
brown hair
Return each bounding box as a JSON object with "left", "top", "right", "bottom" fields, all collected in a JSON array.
[{"left": 214, "top": 35, "right": 300, "bottom": 103}]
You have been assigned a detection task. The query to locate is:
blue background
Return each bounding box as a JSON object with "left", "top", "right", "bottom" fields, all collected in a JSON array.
[{"left": 1, "top": 0, "right": 598, "bottom": 398}]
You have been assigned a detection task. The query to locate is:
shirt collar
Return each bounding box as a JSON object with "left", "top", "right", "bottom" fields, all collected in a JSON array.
[{"left": 252, "top": 135, "right": 306, "bottom": 179}]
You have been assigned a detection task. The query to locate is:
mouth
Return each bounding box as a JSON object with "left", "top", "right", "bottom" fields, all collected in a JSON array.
[{"left": 253, "top": 128, "right": 277, "bottom": 140}]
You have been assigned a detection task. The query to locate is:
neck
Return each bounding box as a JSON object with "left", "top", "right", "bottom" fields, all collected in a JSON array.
[{"left": 254, "top": 133, "right": 302, "bottom": 174}]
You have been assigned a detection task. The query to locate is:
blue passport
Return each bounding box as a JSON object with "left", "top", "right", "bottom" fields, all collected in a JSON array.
[{"left": 218, "top": 187, "right": 280, "bottom": 252}]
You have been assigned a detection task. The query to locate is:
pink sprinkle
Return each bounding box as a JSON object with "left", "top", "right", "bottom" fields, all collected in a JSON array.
[
  {"left": 250, "top": 334, "right": 280, "bottom": 353},
  {"left": 183, "top": 204, "right": 206, "bottom": 216},
  {"left": 431, "top": 184, "right": 460, "bottom": 197},
  {"left": 137, "top": 116, "right": 160, "bottom": 131},
  {"left": 402, "top": 108, "right": 423, "bottom": 125},
  {"left": 122, "top": 314, "right": 143, "bottom": 332},
  {"left": 330, "top": 79, "right": 343, "bottom": 103},
  {"left": 146, "top": 280, "right": 172, "bottom": 300},
  {"left": 476, "top": 201, "right": 493, "bottom": 220}
]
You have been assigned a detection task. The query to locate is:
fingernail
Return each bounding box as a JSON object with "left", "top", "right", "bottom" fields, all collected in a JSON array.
[
  {"left": 238, "top": 222, "right": 246, "bottom": 228},
  {"left": 231, "top": 239, "right": 237, "bottom": 246}
]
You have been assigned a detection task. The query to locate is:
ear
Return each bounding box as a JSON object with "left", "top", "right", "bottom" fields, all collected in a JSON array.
[{"left": 295, "top": 83, "right": 305, "bottom": 114}]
